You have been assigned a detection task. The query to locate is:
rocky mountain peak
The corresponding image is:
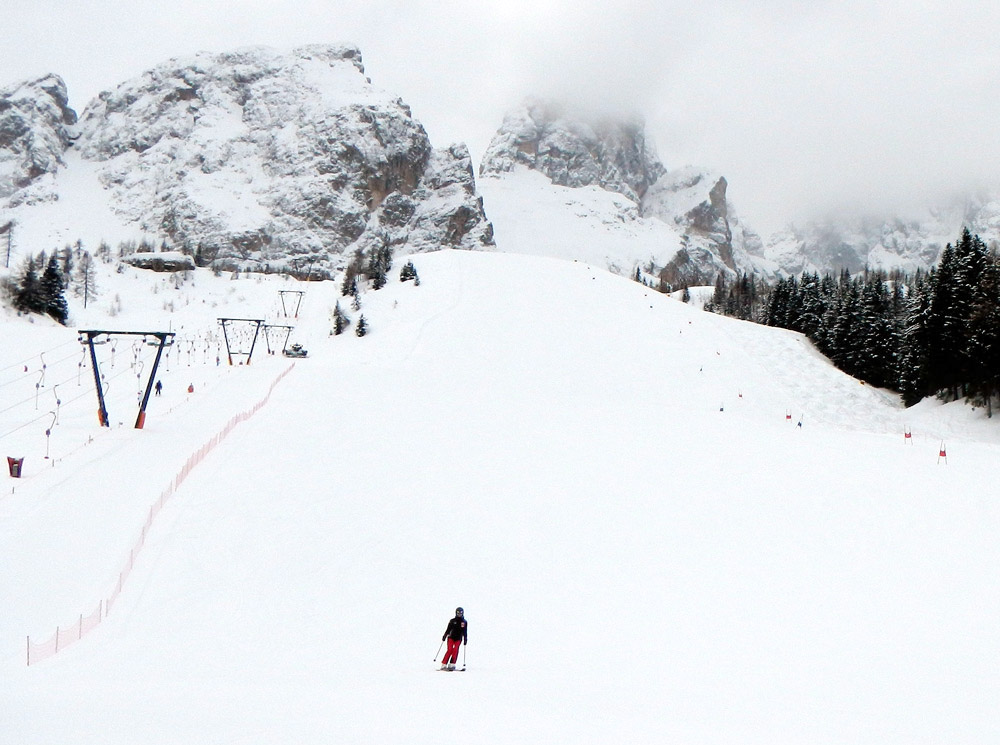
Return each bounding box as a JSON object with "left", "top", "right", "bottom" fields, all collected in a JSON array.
[
  {"left": 480, "top": 99, "right": 769, "bottom": 286},
  {"left": 0, "top": 74, "right": 77, "bottom": 199},
  {"left": 1, "top": 45, "right": 492, "bottom": 276},
  {"left": 480, "top": 98, "right": 666, "bottom": 203}
]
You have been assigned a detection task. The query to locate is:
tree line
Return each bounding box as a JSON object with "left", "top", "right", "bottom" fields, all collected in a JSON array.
[
  {"left": 2, "top": 251, "right": 71, "bottom": 325},
  {"left": 704, "top": 228, "right": 1000, "bottom": 413}
]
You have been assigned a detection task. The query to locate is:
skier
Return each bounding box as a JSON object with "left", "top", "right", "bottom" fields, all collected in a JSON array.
[
  {"left": 440, "top": 607, "right": 467, "bottom": 670},
  {"left": 154, "top": 380, "right": 162, "bottom": 396}
]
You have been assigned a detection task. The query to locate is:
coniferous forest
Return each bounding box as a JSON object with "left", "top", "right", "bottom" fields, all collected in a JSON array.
[{"left": 704, "top": 229, "right": 1000, "bottom": 414}]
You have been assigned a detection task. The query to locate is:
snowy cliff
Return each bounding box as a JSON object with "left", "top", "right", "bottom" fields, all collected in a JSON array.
[
  {"left": 0, "top": 45, "right": 493, "bottom": 275},
  {"left": 480, "top": 99, "right": 665, "bottom": 203},
  {"left": 0, "top": 75, "right": 77, "bottom": 203},
  {"left": 762, "top": 196, "right": 1000, "bottom": 276},
  {"left": 479, "top": 99, "right": 771, "bottom": 285}
]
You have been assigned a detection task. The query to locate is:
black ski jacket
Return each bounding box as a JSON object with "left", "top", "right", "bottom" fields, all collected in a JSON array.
[{"left": 442, "top": 615, "right": 468, "bottom": 643}]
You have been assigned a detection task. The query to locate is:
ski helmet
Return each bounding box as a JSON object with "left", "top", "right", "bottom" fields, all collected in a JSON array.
[{"left": 456, "top": 607, "right": 464, "bottom": 614}]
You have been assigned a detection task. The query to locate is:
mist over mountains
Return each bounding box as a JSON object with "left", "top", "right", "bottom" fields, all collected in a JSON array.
[{"left": 2, "top": 43, "right": 999, "bottom": 283}]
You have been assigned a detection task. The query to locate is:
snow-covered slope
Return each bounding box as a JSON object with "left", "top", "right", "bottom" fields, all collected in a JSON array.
[
  {"left": 1, "top": 249, "right": 998, "bottom": 744},
  {"left": 478, "top": 166, "right": 684, "bottom": 275}
]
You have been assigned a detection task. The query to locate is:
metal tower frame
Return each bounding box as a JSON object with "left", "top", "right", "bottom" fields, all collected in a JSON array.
[
  {"left": 78, "top": 330, "right": 175, "bottom": 428},
  {"left": 262, "top": 324, "right": 295, "bottom": 354},
  {"left": 218, "top": 318, "right": 266, "bottom": 365},
  {"left": 278, "top": 290, "right": 305, "bottom": 319}
]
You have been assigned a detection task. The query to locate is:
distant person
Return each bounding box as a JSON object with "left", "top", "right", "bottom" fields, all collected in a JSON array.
[
  {"left": 154, "top": 380, "right": 162, "bottom": 396},
  {"left": 440, "top": 607, "right": 467, "bottom": 671}
]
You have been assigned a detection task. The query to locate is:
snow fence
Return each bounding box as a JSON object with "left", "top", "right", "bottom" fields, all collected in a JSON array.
[{"left": 26, "top": 363, "right": 296, "bottom": 665}]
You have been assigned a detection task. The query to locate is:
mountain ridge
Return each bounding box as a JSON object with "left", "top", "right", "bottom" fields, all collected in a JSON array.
[{"left": 4, "top": 45, "right": 1000, "bottom": 281}]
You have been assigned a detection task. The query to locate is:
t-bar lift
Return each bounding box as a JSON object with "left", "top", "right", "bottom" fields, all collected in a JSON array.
[
  {"left": 278, "top": 290, "right": 305, "bottom": 319},
  {"left": 78, "top": 330, "right": 175, "bottom": 428},
  {"left": 218, "top": 318, "right": 266, "bottom": 365}
]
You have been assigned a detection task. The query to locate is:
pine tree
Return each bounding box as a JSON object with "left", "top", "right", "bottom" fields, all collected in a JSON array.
[
  {"left": 967, "top": 250, "right": 1000, "bottom": 414},
  {"left": 855, "top": 272, "right": 899, "bottom": 388},
  {"left": 332, "top": 301, "right": 350, "bottom": 335},
  {"left": 796, "top": 272, "right": 825, "bottom": 339},
  {"left": 14, "top": 255, "right": 46, "bottom": 316},
  {"left": 355, "top": 314, "right": 368, "bottom": 337},
  {"left": 953, "top": 230, "right": 990, "bottom": 387},
  {"left": 41, "top": 254, "right": 69, "bottom": 324},
  {"left": 924, "top": 232, "right": 986, "bottom": 400},
  {"left": 767, "top": 276, "right": 796, "bottom": 328},
  {"left": 899, "top": 270, "right": 934, "bottom": 405},
  {"left": 825, "top": 277, "right": 863, "bottom": 377}
]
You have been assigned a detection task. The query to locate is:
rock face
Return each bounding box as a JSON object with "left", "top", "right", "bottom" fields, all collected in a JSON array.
[
  {"left": 762, "top": 198, "right": 1000, "bottom": 276},
  {"left": 0, "top": 75, "right": 77, "bottom": 202},
  {"left": 481, "top": 100, "right": 768, "bottom": 285},
  {"left": 2, "top": 45, "right": 492, "bottom": 276},
  {"left": 481, "top": 99, "right": 665, "bottom": 203}
]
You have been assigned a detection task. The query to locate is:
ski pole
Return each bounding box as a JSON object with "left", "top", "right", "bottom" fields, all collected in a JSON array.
[
  {"left": 433, "top": 639, "right": 444, "bottom": 662},
  {"left": 462, "top": 643, "right": 467, "bottom": 670}
]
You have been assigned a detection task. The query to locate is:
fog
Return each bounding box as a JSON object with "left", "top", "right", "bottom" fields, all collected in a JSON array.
[{"left": 3, "top": 0, "right": 999, "bottom": 234}]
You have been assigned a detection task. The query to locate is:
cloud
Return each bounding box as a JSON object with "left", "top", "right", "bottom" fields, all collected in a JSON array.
[{"left": 3, "top": 1, "right": 1000, "bottom": 234}]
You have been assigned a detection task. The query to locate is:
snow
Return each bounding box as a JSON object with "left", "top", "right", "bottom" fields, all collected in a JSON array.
[
  {"left": 4, "top": 149, "right": 152, "bottom": 251},
  {"left": 1, "top": 246, "right": 999, "bottom": 744},
  {"left": 479, "top": 166, "right": 683, "bottom": 275}
]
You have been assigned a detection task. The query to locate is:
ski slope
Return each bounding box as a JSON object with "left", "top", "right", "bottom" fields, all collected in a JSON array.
[{"left": 2, "top": 249, "right": 999, "bottom": 744}]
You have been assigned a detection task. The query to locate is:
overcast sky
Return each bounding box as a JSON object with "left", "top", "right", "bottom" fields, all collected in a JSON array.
[{"left": 4, "top": 0, "right": 1000, "bottom": 234}]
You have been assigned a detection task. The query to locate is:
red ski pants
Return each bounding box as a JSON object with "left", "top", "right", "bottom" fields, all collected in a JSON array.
[{"left": 443, "top": 638, "right": 462, "bottom": 665}]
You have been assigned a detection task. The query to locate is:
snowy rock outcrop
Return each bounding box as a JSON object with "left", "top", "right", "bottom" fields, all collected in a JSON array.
[
  {"left": 0, "top": 75, "right": 77, "bottom": 203},
  {"left": 762, "top": 197, "right": 1000, "bottom": 276},
  {"left": 480, "top": 100, "right": 771, "bottom": 285},
  {"left": 641, "top": 167, "right": 768, "bottom": 286},
  {"left": 480, "top": 99, "right": 665, "bottom": 203},
  {"left": 1, "top": 45, "right": 492, "bottom": 275}
]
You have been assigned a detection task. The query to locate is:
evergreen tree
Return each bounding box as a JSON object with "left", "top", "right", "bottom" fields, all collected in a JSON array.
[
  {"left": 825, "top": 277, "right": 864, "bottom": 377},
  {"left": 855, "top": 272, "right": 898, "bottom": 388},
  {"left": 925, "top": 241, "right": 967, "bottom": 399},
  {"left": 355, "top": 314, "right": 368, "bottom": 337},
  {"left": 41, "top": 254, "right": 69, "bottom": 324},
  {"left": 711, "top": 272, "right": 726, "bottom": 308},
  {"left": 14, "top": 255, "right": 46, "bottom": 316},
  {"left": 953, "top": 230, "right": 990, "bottom": 387},
  {"left": 899, "top": 270, "right": 934, "bottom": 405},
  {"left": 367, "top": 248, "right": 387, "bottom": 290},
  {"left": 967, "top": 250, "right": 1000, "bottom": 414},
  {"left": 332, "top": 301, "right": 350, "bottom": 335},
  {"left": 764, "top": 277, "right": 791, "bottom": 328},
  {"left": 796, "top": 272, "right": 825, "bottom": 339}
]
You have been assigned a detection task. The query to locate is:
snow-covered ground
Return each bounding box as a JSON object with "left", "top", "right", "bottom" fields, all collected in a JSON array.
[
  {"left": 478, "top": 167, "right": 684, "bottom": 276},
  {"left": 1, "top": 248, "right": 998, "bottom": 744}
]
